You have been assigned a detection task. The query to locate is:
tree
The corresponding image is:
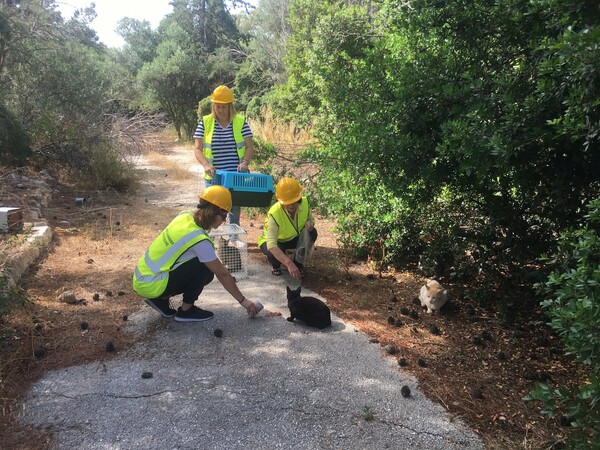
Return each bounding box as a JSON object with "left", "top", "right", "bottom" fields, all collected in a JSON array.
[
  {"left": 269, "top": 0, "right": 338, "bottom": 124},
  {"left": 137, "top": 23, "right": 210, "bottom": 140},
  {"left": 168, "top": 0, "right": 241, "bottom": 53},
  {"left": 278, "top": 0, "right": 600, "bottom": 306},
  {"left": 0, "top": 1, "right": 138, "bottom": 189},
  {"left": 136, "top": 0, "right": 244, "bottom": 139},
  {"left": 116, "top": 18, "right": 160, "bottom": 75},
  {"left": 234, "top": 0, "right": 291, "bottom": 114}
]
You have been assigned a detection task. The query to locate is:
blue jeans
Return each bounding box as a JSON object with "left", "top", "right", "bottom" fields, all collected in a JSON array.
[{"left": 204, "top": 177, "right": 241, "bottom": 226}]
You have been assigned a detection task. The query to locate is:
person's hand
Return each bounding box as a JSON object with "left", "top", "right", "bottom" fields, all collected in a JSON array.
[
  {"left": 287, "top": 262, "right": 302, "bottom": 280},
  {"left": 241, "top": 298, "right": 258, "bottom": 317},
  {"left": 305, "top": 220, "right": 314, "bottom": 231},
  {"left": 237, "top": 161, "right": 249, "bottom": 172},
  {"left": 204, "top": 164, "right": 216, "bottom": 177}
]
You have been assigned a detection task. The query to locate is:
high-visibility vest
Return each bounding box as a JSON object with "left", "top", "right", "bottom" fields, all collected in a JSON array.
[
  {"left": 202, "top": 113, "right": 246, "bottom": 180},
  {"left": 132, "top": 211, "right": 213, "bottom": 299},
  {"left": 257, "top": 197, "right": 309, "bottom": 247}
]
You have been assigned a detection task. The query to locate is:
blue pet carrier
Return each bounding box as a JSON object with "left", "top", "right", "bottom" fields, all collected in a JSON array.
[{"left": 213, "top": 170, "right": 275, "bottom": 207}]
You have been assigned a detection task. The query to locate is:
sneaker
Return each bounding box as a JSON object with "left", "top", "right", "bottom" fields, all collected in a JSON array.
[
  {"left": 144, "top": 298, "right": 176, "bottom": 318},
  {"left": 174, "top": 305, "right": 214, "bottom": 322}
]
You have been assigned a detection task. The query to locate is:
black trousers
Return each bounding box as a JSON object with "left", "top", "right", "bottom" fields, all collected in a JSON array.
[
  {"left": 154, "top": 258, "right": 214, "bottom": 305},
  {"left": 260, "top": 228, "right": 318, "bottom": 270}
]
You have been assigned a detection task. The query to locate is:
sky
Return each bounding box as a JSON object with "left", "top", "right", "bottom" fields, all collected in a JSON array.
[
  {"left": 57, "top": 0, "right": 174, "bottom": 48},
  {"left": 57, "top": 1, "right": 256, "bottom": 49}
]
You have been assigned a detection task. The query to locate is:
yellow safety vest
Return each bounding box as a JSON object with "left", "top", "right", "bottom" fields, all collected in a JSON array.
[
  {"left": 202, "top": 113, "right": 246, "bottom": 180},
  {"left": 132, "top": 211, "right": 213, "bottom": 299},
  {"left": 258, "top": 197, "right": 309, "bottom": 247}
]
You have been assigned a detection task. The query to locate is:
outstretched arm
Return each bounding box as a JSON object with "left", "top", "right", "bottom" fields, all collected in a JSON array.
[{"left": 204, "top": 259, "right": 258, "bottom": 316}]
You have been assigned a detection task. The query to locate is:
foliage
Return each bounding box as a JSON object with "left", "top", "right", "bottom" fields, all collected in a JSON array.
[
  {"left": 0, "top": 104, "right": 31, "bottom": 165},
  {"left": 0, "top": 0, "right": 141, "bottom": 189},
  {"left": 234, "top": 0, "right": 291, "bottom": 113},
  {"left": 279, "top": 0, "right": 600, "bottom": 308},
  {"left": 0, "top": 271, "right": 24, "bottom": 319},
  {"left": 527, "top": 196, "right": 600, "bottom": 448},
  {"left": 136, "top": 0, "right": 244, "bottom": 140},
  {"left": 250, "top": 136, "right": 277, "bottom": 172},
  {"left": 35, "top": 133, "right": 138, "bottom": 191},
  {"left": 80, "top": 136, "right": 138, "bottom": 191},
  {"left": 197, "top": 96, "right": 213, "bottom": 121}
]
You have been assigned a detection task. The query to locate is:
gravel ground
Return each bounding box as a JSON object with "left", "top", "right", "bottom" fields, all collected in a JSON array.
[{"left": 19, "top": 147, "right": 484, "bottom": 449}]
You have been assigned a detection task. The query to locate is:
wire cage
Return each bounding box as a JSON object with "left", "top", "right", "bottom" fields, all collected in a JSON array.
[{"left": 209, "top": 223, "right": 248, "bottom": 279}]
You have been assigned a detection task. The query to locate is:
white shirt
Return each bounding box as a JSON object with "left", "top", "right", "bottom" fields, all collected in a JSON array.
[{"left": 177, "top": 239, "right": 218, "bottom": 264}]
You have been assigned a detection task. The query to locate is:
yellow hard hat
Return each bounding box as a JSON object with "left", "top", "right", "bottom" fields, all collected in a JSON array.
[
  {"left": 211, "top": 85, "right": 234, "bottom": 104},
  {"left": 198, "top": 185, "right": 232, "bottom": 212},
  {"left": 275, "top": 177, "right": 303, "bottom": 205}
]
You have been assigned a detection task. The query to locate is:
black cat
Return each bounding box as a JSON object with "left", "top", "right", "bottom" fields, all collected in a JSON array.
[{"left": 286, "top": 286, "right": 331, "bottom": 329}]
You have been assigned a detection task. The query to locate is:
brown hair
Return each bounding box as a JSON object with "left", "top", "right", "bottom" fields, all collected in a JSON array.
[{"left": 193, "top": 200, "right": 221, "bottom": 230}]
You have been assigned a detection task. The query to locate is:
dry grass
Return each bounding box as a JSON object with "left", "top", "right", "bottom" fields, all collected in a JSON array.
[
  {"left": 247, "top": 106, "right": 313, "bottom": 158},
  {"left": 144, "top": 150, "right": 195, "bottom": 181},
  {"left": 247, "top": 106, "right": 320, "bottom": 188}
]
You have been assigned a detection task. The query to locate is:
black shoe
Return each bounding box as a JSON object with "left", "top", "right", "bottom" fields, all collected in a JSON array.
[
  {"left": 174, "top": 305, "right": 214, "bottom": 322},
  {"left": 144, "top": 298, "right": 176, "bottom": 318}
]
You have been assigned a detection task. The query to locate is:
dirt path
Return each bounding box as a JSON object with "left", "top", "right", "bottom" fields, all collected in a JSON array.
[
  {"left": 1, "top": 146, "right": 207, "bottom": 447},
  {"left": 1, "top": 144, "right": 583, "bottom": 448},
  {"left": 2, "top": 145, "right": 488, "bottom": 450}
]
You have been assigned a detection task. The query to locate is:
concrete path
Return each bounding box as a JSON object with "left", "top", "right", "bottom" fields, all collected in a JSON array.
[{"left": 19, "top": 147, "right": 484, "bottom": 449}]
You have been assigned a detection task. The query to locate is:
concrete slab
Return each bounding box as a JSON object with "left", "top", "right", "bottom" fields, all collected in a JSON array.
[{"left": 20, "top": 261, "right": 483, "bottom": 449}]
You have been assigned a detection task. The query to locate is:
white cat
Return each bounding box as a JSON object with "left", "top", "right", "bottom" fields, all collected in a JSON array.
[{"left": 419, "top": 280, "right": 448, "bottom": 314}]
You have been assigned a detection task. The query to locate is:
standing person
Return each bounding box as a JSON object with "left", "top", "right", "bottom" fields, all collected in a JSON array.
[
  {"left": 133, "top": 185, "right": 259, "bottom": 322},
  {"left": 258, "top": 177, "right": 318, "bottom": 280},
  {"left": 194, "top": 85, "right": 255, "bottom": 226}
]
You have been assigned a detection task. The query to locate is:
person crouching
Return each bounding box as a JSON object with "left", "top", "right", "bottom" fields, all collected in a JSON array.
[
  {"left": 258, "top": 177, "right": 317, "bottom": 280},
  {"left": 133, "top": 185, "right": 258, "bottom": 321}
]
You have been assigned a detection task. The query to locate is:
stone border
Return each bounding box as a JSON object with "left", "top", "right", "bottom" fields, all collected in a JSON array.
[
  {"left": 1, "top": 221, "right": 53, "bottom": 287},
  {"left": 1, "top": 170, "right": 56, "bottom": 288}
]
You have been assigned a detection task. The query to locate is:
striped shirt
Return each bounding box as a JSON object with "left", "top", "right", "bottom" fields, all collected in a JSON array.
[{"left": 194, "top": 115, "right": 253, "bottom": 172}]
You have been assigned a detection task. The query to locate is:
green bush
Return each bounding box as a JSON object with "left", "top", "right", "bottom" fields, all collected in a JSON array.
[
  {"left": 526, "top": 196, "right": 600, "bottom": 447},
  {"left": 36, "top": 136, "right": 138, "bottom": 192},
  {"left": 197, "top": 97, "right": 212, "bottom": 121},
  {"left": 85, "top": 138, "right": 138, "bottom": 191},
  {"left": 0, "top": 105, "right": 31, "bottom": 165},
  {"left": 314, "top": 168, "right": 422, "bottom": 269}
]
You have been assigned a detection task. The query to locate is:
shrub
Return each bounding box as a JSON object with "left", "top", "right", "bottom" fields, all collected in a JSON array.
[
  {"left": 0, "top": 105, "right": 31, "bottom": 165},
  {"left": 526, "top": 196, "right": 600, "bottom": 447},
  {"left": 36, "top": 135, "right": 138, "bottom": 192}
]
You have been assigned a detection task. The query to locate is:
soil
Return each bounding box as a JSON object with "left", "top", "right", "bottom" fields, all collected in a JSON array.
[{"left": 0, "top": 144, "right": 588, "bottom": 449}]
